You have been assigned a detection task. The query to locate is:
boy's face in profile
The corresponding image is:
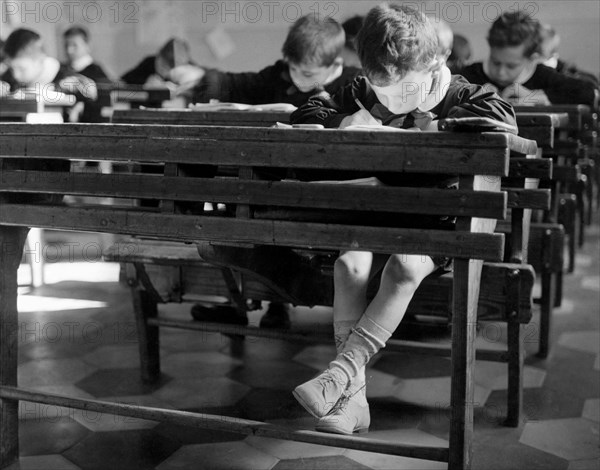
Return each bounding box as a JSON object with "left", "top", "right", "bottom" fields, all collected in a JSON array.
[
  {"left": 65, "top": 35, "right": 90, "bottom": 63},
  {"left": 487, "top": 44, "right": 536, "bottom": 87},
  {"left": 370, "top": 63, "right": 438, "bottom": 114},
  {"left": 287, "top": 60, "right": 340, "bottom": 93},
  {"left": 9, "top": 54, "right": 44, "bottom": 86}
]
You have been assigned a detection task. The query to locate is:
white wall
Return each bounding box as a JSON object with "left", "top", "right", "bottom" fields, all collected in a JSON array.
[{"left": 1, "top": 0, "right": 598, "bottom": 79}]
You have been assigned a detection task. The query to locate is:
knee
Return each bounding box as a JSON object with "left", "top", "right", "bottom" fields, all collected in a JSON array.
[
  {"left": 334, "top": 254, "right": 370, "bottom": 285},
  {"left": 384, "top": 255, "right": 425, "bottom": 291}
]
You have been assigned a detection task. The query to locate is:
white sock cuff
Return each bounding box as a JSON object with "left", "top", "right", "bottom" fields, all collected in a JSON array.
[{"left": 357, "top": 314, "right": 393, "bottom": 345}]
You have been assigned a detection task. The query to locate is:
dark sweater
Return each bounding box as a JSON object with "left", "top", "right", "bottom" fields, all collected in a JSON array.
[
  {"left": 120, "top": 56, "right": 156, "bottom": 85},
  {"left": 291, "top": 74, "right": 516, "bottom": 129},
  {"left": 192, "top": 60, "right": 361, "bottom": 107},
  {"left": 460, "top": 62, "right": 597, "bottom": 107},
  {"left": 290, "top": 74, "right": 516, "bottom": 187}
]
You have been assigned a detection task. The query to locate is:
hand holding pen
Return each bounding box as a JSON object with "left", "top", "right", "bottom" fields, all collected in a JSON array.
[{"left": 339, "top": 98, "right": 383, "bottom": 129}]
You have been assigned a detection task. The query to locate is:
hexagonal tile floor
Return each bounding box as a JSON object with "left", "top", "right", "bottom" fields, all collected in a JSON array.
[{"left": 7, "top": 215, "right": 599, "bottom": 469}]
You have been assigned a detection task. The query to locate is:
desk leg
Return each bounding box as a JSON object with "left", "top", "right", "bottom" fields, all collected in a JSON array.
[
  {"left": 449, "top": 257, "right": 482, "bottom": 470},
  {"left": 0, "top": 226, "right": 28, "bottom": 468}
]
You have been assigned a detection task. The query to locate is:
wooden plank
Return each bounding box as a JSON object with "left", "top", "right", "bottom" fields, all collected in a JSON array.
[
  {"left": 112, "top": 109, "right": 291, "bottom": 126},
  {"left": 506, "top": 133, "right": 538, "bottom": 156},
  {"left": 0, "top": 226, "right": 29, "bottom": 468},
  {"left": 0, "top": 204, "right": 506, "bottom": 261},
  {"left": 504, "top": 188, "right": 551, "bottom": 210},
  {"left": 516, "top": 127, "right": 553, "bottom": 148},
  {"left": 0, "top": 124, "right": 514, "bottom": 175},
  {"left": 0, "top": 170, "right": 507, "bottom": 219},
  {"left": 514, "top": 105, "right": 588, "bottom": 131},
  {"left": 508, "top": 158, "right": 553, "bottom": 179},
  {"left": 516, "top": 112, "right": 569, "bottom": 129},
  {"left": 0, "top": 386, "right": 449, "bottom": 462}
]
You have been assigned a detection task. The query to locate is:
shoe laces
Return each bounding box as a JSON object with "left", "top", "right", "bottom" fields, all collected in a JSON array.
[
  {"left": 317, "top": 369, "right": 347, "bottom": 388},
  {"left": 326, "top": 381, "right": 367, "bottom": 416}
]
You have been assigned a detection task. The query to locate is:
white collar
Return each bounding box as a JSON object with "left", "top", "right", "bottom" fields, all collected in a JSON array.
[{"left": 70, "top": 55, "right": 94, "bottom": 73}]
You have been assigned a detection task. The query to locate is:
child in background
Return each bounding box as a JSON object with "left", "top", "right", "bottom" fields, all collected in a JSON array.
[
  {"left": 340, "top": 16, "right": 364, "bottom": 69},
  {"left": 120, "top": 37, "right": 205, "bottom": 93},
  {"left": 460, "top": 11, "right": 597, "bottom": 106},
  {"left": 0, "top": 28, "right": 96, "bottom": 103},
  {"left": 430, "top": 16, "right": 453, "bottom": 64},
  {"left": 63, "top": 26, "right": 109, "bottom": 83},
  {"left": 290, "top": 4, "right": 516, "bottom": 435},
  {"left": 189, "top": 14, "right": 362, "bottom": 330},
  {"left": 447, "top": 34, "right": 472, "bottom": 74},
  {"left": 63, "top": 26, "right": 110, "bottom": 122},
  {"left": 190, "top": 14, "right": 361, "bottom": 107},
  {"left": 539, "top": 24, "right": 598, "bottom": 86}
]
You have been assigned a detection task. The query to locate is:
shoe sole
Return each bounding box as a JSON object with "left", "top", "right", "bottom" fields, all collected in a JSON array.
[{"left": 292, "top": 389, "right": 326, "bottom": 419}]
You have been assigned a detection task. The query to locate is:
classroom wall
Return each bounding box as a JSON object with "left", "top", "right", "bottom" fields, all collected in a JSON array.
[{"left": 1, "top": 0, "right": 598, "bottom": 79}]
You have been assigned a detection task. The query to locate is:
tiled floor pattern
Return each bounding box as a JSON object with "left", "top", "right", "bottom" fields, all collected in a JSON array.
[{"left": 5, "top": 221, "right": 600, "bottom": 470}]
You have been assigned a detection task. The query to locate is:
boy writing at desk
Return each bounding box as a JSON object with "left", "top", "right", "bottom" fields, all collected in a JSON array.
[
  {"left": 189, "top": 14, "right": 362, "bottom": 330},
  {"left": 0, "top": 28, "right": 97, "bottom": 111},
  {"left": 460, "top": 11, "right": 598, "bottom": 107},
  {"left": 290, "top": 3, "right": 517, "bottom": 435},
  {"left": 189, "top": 14, "right": 361, "bottom": 107}
]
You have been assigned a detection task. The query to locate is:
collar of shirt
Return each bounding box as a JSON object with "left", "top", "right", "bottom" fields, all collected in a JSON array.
[
  {"left": 70, "top": 55, "right": 94, "bottom": 73},
  {"left": 362, "top": 81, "right": 433, "bottom": 130}
]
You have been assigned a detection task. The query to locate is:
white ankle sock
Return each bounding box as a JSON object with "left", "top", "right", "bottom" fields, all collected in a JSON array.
[{"left": 330, "top": 314, "right": 392, "bottom": 382}]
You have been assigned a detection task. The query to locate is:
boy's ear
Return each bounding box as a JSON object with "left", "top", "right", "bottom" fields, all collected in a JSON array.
[{"left": 529, "top": 52, "right": 541, "bottom": 63}]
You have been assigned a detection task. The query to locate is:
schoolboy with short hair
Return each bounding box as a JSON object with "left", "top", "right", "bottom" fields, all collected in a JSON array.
[
  {"left": 63, "top": 26, "right": 109, "bottom": 83},
  {"left": 1, "top": 28, "right": 96, "bottom": 102},
  {"left": 188, "top": 14, "right": 362, "bottom": 330},
  {"left": 538, "top": 24, "right": 598, "bottom": 87},
  {"left": 191, "top": 14, "right": 361, "bottom": 107},
  {"left": 460, "top": 11, "right": 597, "bottom": 106},
  {"left": 290, "top": 3, "right": 517, "bottom": 435}
]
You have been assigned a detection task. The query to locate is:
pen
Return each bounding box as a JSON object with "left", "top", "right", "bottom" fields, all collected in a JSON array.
[{"left": 354, "top": 97, "right": 368, "bottom": 112}]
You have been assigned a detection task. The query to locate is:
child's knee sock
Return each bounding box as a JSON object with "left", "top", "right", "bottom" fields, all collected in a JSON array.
[
  {"left": 330, "top": 314, "right": 392, "bottom": 383},
  {"left": 333, "top": 320, "right": 356, "bottom": 352}
]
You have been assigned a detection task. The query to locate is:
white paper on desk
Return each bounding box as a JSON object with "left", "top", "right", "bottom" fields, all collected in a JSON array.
[
  {"left": 189, "top": 101, "right": 297, "bottom": 112},
  {"left": 343, "top": 125, "right": 414, "bottom": 132},
  {"left": 251, "top": 103, "right": 297, "bottom": 112},
  {"left": 309, "top": 177, "right": 383, "bottom": 186},
  {"left": 189, "top": 102, "right": 252, "bottom": 111}
]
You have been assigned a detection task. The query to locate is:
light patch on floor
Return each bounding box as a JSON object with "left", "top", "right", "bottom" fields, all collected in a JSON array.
[{"left": 18, "top": 296, "right": 107, "bottom": 313}]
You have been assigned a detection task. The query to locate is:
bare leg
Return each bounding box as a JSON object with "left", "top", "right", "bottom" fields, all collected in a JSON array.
[{"left": 362, "top": 254, "right": 436, "bottom": 332}]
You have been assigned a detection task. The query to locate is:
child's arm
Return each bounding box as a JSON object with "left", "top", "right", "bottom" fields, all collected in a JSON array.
[
  {"left": 433, "top": 75, "right": 518, "bottom": 133},
  {"left": 191, "top": 64, "right": 281, "bottom": 105},
  {"left": 535, "top": 65, "right": 598, "bottom": 106},
  {"left": 290, "top": 77, "right": 366, "bottom": 127},
  {"left": 121, "top": 56, "right": 156, "bottom": 85}
]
